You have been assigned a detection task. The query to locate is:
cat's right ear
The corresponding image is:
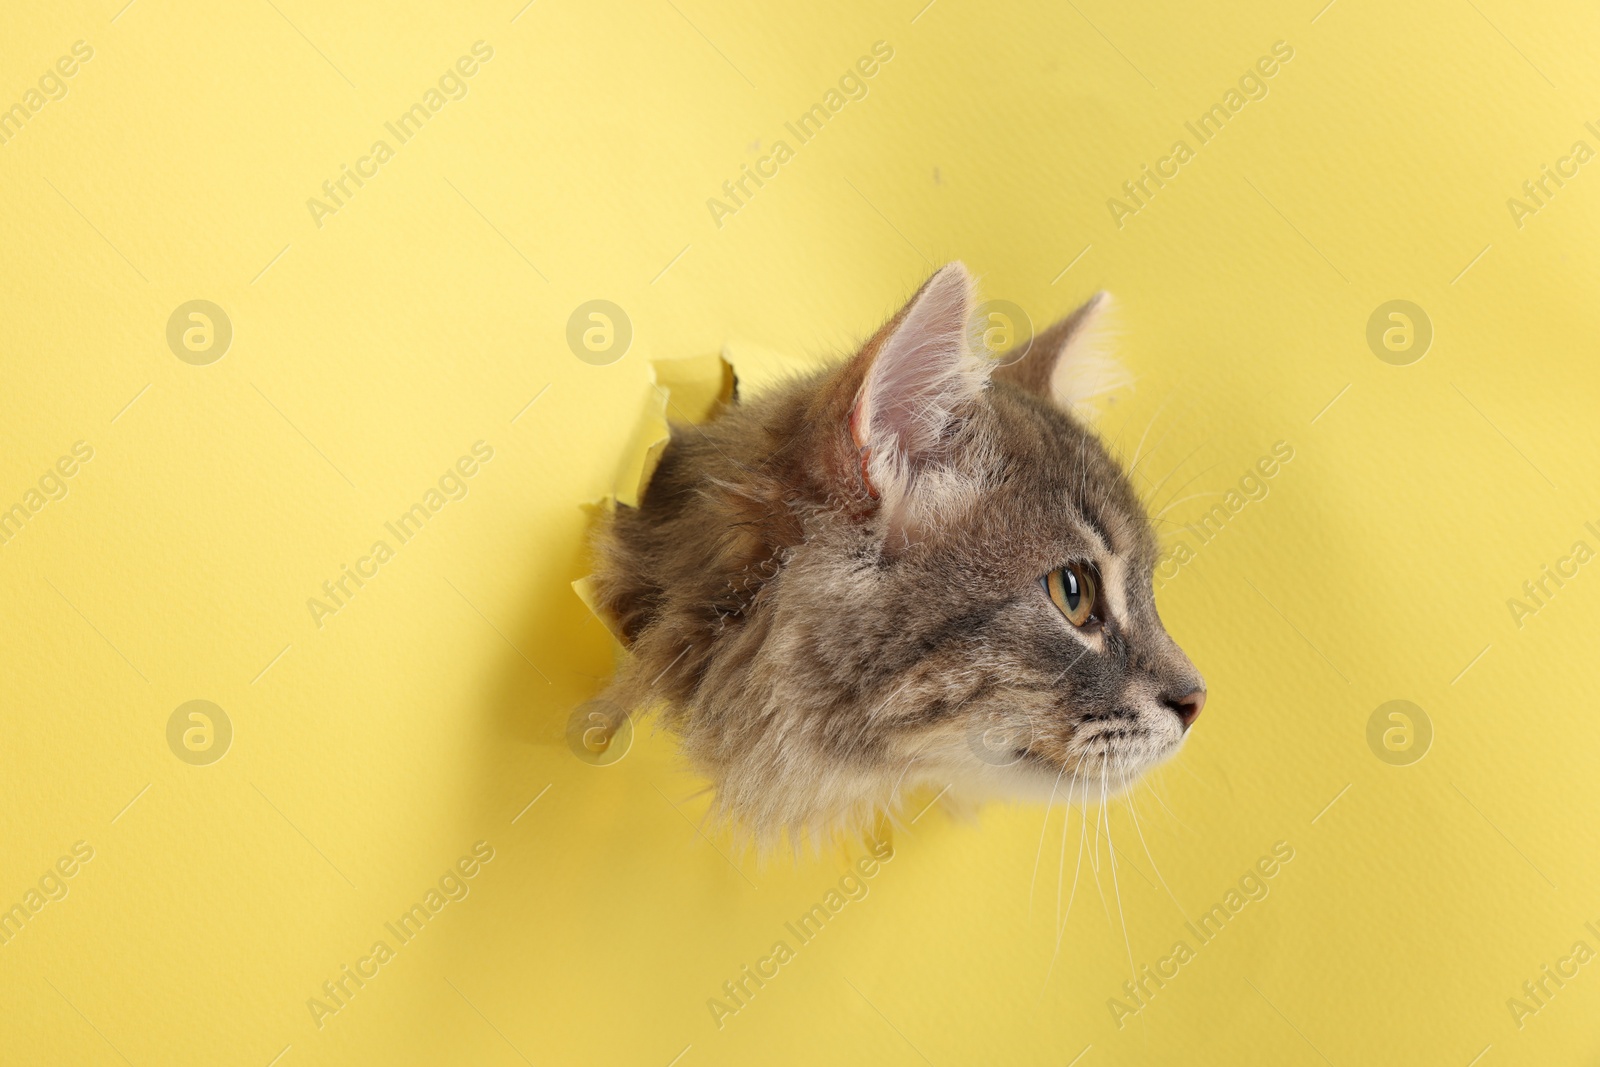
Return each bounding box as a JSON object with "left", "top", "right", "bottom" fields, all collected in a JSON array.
[
  {"left": 993, "top": 291, "right": 1131, "bottom": 419},
  {"left": 847, "top": 262, "right": 986, "bottom": 536}
]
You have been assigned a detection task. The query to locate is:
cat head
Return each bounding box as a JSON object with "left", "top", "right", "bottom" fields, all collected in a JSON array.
[
  {"left": 802, "top": 261, "right": 1204, "bottom": 812},
  {"left": 596, "top": 261, "right": 1204, "bottom": 841}
]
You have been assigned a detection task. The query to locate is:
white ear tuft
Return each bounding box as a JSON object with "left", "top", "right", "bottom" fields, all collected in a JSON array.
[
  {"left": 1048, "top": 292, "right": 1132, "bottom": 416},
  {"left": 994, "top": 291, "right": 1133, "bottom": 420},
  {"left": 851, "top": 262, "right": 987, "bottom": 506}
]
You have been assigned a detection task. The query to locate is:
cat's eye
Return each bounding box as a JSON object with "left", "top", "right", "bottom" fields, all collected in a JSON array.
[{"left": 1043, "top": 562, "right": 1098, "bottom": 628}]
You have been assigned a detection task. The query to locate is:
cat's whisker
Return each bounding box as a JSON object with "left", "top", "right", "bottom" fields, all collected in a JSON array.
[
  {"left": 1119, "top": 756, "right": 1187, "bottom": 920},
  {"left": 1087, "top": 777, "right": 1113, "bottom": 929},
  {"left": 1053, "top": 771, "right": 1070, "bottom": 940},
  {"left": 1140, "top": 438, "right": 1209, "bottom": 511},
  {"left": 1152, "top": 490, "right": 1222, "bottom": 520},
  {"left": 1125, "top": 391, "right": 1182, "bottom": 480},
  {"left": 1130, "top": 424, "right": 1184, "bottom": 494},
  {"left": 1054, "top": 751, "right": 1088, "bottom": 937},
  {"left": 1042, "top": 753, "right": 1091, "bottom": 994},
  {"left": 1149, "top": 461, "right": 1222, "bottom": 518},
  {"left": 1103, "top": 762, "right": 1137, "bottom": 988},
  {"left": 1145, "top": 767, "right": 1193, "bottom": 834},
  {"left": 1029, "top": 762, "right": 1068, "bottom": 914},
  {"left": 1077, "top": 424, "right": 1091, "bottom": 511},
  {"left": 1126, "top": 425, "right": 1190, "bottom": 495},
  {"left": 1173, "top": 753, "right": 1213, "bottom": 791},
  {"left": 1086, "top": 770, "right": 1102, "bottom": 876}
]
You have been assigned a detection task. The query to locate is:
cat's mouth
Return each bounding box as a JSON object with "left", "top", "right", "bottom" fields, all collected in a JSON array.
[{"left": 1009, "top": 728, "right": 1184, "bottom": 785}]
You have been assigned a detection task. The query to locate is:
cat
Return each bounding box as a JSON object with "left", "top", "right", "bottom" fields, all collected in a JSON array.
[{"left": 589, "top": 262, "right": 1204, "bottom": 848}]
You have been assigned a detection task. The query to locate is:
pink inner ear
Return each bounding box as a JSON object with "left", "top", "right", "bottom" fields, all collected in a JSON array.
[
  {"left": 848, "top": 401, "right": 879, "bottom": 499},
  {"left": 852, "top": 263, "right": 980, "bottom": 478}
]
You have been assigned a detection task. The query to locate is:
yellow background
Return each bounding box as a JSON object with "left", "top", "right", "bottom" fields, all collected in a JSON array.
[{"left": 3, "top": 0, "right": 1598, "bottom": 1063}]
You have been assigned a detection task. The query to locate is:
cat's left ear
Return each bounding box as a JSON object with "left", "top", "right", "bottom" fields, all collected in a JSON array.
[
  {"left": 993, "top": 291, "right": 1131, "bottom": 419},
  {"left": 849, "top": 261, "right": 988, "bottom": 524}
]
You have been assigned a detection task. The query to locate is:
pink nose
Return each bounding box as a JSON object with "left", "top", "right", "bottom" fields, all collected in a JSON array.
[{"left": 1166, "top": 689, "right": 1205, "bottom": 729}]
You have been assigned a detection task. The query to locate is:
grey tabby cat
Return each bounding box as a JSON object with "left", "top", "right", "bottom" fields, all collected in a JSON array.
[{"left": 591, "top": 262, "right": 1204, "bottom": 846}]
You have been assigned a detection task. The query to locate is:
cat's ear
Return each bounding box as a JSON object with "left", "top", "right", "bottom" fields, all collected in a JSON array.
[
  {"left": 993, "top": 291, "right": 1131, "bottom": 419},
  {"left": 849, "top": 261, "right": 987, "bottom": 517}
]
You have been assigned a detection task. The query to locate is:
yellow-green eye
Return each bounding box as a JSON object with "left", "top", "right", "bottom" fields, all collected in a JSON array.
[{"left": 1044, "top": 562, "right": 1098, "bottom": 627}]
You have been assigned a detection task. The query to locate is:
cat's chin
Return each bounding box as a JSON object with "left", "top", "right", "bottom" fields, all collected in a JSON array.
[{"left": 912, "top": 741, "right": 1182, "bottom": 812}]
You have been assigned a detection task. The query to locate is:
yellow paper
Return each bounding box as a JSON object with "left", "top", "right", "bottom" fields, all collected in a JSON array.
[{"left": 2, "top": 2, "right": 1598, "bottom": 1065}]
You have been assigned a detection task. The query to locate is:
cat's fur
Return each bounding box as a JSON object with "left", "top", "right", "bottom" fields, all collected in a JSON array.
[{"left": 591, "top": 263, "right": 1203, "bottom": 847}]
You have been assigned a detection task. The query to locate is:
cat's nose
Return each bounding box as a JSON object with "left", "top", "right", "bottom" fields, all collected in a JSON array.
[{"left": 1164, "top": 688, "right": 1205, "bottom": 729}]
